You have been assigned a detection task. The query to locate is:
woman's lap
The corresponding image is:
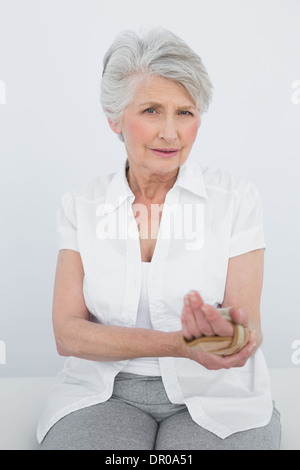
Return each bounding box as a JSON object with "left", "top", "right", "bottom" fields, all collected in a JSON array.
[
  {"left": 155, "top": 406, "right": 281, "bottom": 450},
  {"left": 40, "top": 372, "right": 281, "bottom": 450},
  {"left": 40, "top": 398, "right": 158, "bottom": 450}
]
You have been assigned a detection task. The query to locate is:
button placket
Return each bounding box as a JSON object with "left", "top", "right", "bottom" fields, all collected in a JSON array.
[
  {"left": 121, "top": 198, "right": 142, "bottom": 326},
  {"left": 148, "top": 188, "right": 181, "bottom": 332}
]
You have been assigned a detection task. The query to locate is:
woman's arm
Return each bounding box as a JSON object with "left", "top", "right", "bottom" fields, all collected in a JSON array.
[
  {"left": 221, "top": 248, "right": 264, "bottom": 347},
  {"left": 179, "top": 248, "right": 264, "bottom": 369},
  {"left": 52, "top": 248, "right": 261, "bottom": 367},
  {"left": 52, "top": 249, "right": 179, "bottom": 361}
]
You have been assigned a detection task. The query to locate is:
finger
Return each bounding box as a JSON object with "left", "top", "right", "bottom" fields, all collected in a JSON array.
[
  {"left": 188, "top": 291, "right": 215, "bottom": 336},
  {"left": 200, "top": 345, "right": 252, "bottom": 370},
  {"left": 201, "top": 304, "right": 234, "bottom": 337},
  {"left": 183, "top": 295, "right": 202, "bottom": 339},
  {"left": 220, "top": 330, "right": 256, "bottom": 367},
  {"left": 181, "top": 308, "right": 194, "bottom": 341},
  {"left": 190, "top": 349, "right": 231, "bottom": 371},
  {"left": 189, "top": 330, "right": 256, "bottom": 370},
  {"left": 229, "top": 307, "right": 249, "bottom": 327}
]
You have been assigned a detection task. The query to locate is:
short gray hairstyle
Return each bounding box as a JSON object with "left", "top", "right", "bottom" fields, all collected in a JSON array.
[{"left": 100, "top": 27, "right": 213, "bottom": 141}]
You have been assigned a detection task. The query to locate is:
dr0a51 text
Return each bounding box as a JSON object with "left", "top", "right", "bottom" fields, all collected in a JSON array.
[{"left": 148, "top": 454, "right": 192, "bottom": 465}]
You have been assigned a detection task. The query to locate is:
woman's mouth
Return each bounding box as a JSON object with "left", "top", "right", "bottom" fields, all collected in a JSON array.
[{"left": 150, "top": 148, "right": 180, "bottom": 158}]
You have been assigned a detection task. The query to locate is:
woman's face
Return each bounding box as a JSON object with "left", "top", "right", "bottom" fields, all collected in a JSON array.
[{"left": 109, "top": 75, "right": 201, "bottom": 177}]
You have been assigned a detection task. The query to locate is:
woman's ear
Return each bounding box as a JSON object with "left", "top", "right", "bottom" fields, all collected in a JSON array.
[{"left": 107, "top": 117, "right": 122, "bottom": 135}]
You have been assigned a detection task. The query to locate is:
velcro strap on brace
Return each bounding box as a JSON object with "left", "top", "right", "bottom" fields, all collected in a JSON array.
[{"left": 183, "top": 307, "right": 250, "bottom": 356}]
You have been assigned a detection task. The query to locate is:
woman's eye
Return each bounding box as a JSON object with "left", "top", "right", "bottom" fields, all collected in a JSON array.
[
  {"left": 144, "top": 108, "right": 156, "bottom": 114},
  {"left": 143, "top": 108, "right": 193, "bottom": 116}
]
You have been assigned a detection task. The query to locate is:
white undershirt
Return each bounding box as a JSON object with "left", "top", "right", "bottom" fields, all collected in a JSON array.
[{"left": 122, "top": 262, "right": 161, "bottom": 376}]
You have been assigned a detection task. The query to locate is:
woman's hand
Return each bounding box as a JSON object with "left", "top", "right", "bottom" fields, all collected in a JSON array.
[{"left": 179, "top": 290, "right": 257, "bottom": 370}]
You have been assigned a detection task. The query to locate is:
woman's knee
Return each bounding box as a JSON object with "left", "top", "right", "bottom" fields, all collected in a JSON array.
[{"left": 40, "top": 399, "right": 158, "bottom": 450}]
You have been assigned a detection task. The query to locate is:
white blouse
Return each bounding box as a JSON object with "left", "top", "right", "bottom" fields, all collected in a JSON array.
[
  {"left": 122, "top": 261, "right": 162, "bottom": 376},
  {"left": 37, "top": 157, "right": 273, "bottom": 443}
]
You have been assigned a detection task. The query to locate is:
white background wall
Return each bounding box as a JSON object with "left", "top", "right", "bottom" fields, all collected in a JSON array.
[{"left": 0, "top": 0, "right": 299, "bottom": 377}]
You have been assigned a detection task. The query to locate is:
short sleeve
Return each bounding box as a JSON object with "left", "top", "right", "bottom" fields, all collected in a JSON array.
[
  {"left": 56, "top": 190, "right": 79, "bottom": 252},
  {"left": 229, "top": 182, "right": 266, "bottom": 258}
]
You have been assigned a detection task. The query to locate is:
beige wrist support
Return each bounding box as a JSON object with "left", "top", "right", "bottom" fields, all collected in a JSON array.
[{"left": 183, "top": 307, "right": 250, "bottom": 356}]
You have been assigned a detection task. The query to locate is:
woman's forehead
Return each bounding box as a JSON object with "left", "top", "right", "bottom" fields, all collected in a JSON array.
[{"left": 129, "top": 74, "right": 195, "bottom": 107}]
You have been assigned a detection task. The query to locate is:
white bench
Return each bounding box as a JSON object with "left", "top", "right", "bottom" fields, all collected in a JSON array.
[{"left": 0, "top": 368, "right": 299, "bottom": 450}]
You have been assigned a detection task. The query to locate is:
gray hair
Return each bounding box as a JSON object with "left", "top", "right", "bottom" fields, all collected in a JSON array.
[{"left": 100, "top": 27, "right": 213, "bottom": 142}]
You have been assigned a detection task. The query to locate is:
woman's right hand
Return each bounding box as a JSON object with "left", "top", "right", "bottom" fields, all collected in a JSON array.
[{"left": 177, "top": 290, "right": 256, "bottom": 370}]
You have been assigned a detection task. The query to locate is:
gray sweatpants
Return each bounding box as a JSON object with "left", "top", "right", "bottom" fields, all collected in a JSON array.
[{"left": 40, "top": 372, "right": 281, "bottom": 450}]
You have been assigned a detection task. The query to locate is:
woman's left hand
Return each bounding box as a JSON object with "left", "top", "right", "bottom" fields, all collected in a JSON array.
[{"left": 180, "top": 290, "right": 257, "bottom": 370}]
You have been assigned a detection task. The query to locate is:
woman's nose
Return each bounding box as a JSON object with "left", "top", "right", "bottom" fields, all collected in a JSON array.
[{"left": 158, "top": 117, "right": 178, "bottom": 143}]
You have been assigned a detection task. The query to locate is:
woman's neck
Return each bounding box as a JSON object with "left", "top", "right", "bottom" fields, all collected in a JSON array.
[{"left": 126, "top": 162, "right": 179, "bottom": 202}]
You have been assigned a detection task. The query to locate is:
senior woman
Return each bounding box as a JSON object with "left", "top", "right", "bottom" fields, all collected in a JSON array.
[{"left": 38, "top": 28, "right": 281, "bottom": 450}]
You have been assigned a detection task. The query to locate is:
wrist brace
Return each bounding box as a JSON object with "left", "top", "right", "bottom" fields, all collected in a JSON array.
[{"left": 183, "top": 307, "right": 250, "bottom": 356}]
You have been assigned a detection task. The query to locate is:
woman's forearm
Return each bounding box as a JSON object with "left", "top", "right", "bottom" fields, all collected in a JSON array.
[{"left": 54, "top": 317, "right": 184, "bottom": 361}]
